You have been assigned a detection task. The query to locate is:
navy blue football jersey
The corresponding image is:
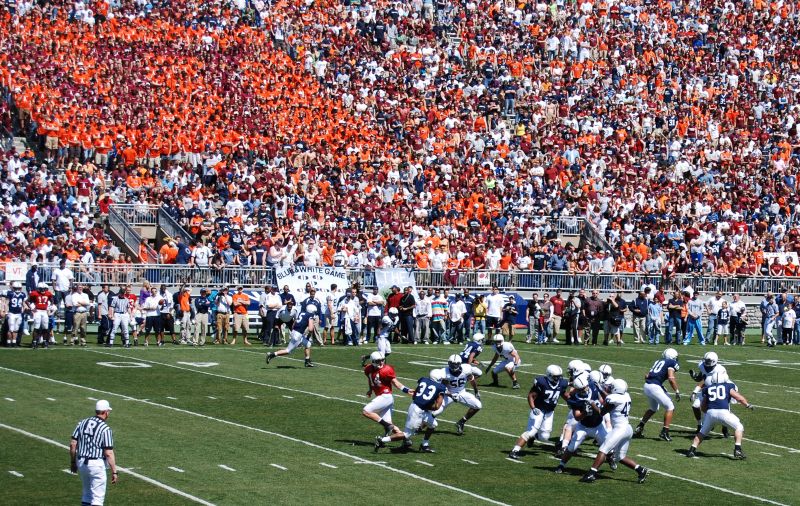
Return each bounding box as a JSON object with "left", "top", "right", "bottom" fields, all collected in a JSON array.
[
  {"left": 703, "top": 382, "right": 738, "bottom": 410},
  {"left": 412, "top": 377, "right": 446, "bottom": 410},
  {"left": 292, "top": 311, "right": 313, "bottom": 334},
  {"left": 4, "top": 290, "right": 26, "bottom": 314},
  {"left": 567, "top": 383, "right": 604, "bottom": 428},
  {"left": 645, "top": 358, "right": 680, "bottom": 385},
  {"left": 532, "top": 376, "right": 569, "bottom": 413},
  {"left": 460, "top": 341, "right": 483, "bottom": 362}
]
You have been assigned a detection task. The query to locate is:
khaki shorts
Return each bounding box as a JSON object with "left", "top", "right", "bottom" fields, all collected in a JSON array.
[
  {"left": 233, "top": 313, "right": 249, "bottom": 332},
  {"left": 45, "top": 136, "right": 59, "bottom": 150}
]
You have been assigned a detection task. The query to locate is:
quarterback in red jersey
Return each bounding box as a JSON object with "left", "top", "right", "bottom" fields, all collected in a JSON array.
[
  {"left": 27, "top": 282, "right": 54, "bottom": 348},
  {"left": 362, "top": 352, "right": 413, "bottom": 437}
]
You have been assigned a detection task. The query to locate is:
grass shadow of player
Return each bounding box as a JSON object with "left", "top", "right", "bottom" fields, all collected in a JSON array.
[
  {"left": 674, "top": 448, "right": 735, "bottom": 459},
  {"left": 530, "top": 464, "right": 586, "bottom": 477}
]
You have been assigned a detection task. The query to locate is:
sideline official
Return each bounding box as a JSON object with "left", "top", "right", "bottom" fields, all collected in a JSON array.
[{"left": 70, "top": 399, "right": 118, "bottom": 506}]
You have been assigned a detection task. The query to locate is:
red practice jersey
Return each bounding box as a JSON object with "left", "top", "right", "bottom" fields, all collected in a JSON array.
[
  {"left": 28, "top": 290, "right": 53, "bottom": 311},
  {"left": 364, "top": 363, "right": 396, "bottom": 396}
]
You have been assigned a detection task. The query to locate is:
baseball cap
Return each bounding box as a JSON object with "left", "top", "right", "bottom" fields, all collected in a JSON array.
[{"left": 95, "top": 400, "right": 112, "bottom": 412}]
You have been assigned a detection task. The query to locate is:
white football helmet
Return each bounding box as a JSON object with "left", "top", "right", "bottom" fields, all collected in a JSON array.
[
  {"left": 708, "top": 370, "right": 729, "bottom": 385},
  {"left": 663, "top": 348, "right": 679, "bottom": 361},
  {"left": 37, "top": 282, "right": 48, "bottom": 290},
  {"left": 494, "top": 335, "right": 505, "bottom": 345},
  {"left": 572, "top": 372, "right": 590, "bottom": 390},
  {"left": 567, "top": 360, "right": 585, "bottom": 378},
  {"left": 11, "top": 281, "right": 22, "bottom": 289},
  {"left": 305, "top": 305, "right": 318, "bottom": 315},
  {"left": 602, "top": 375, "right": 615, "bottom": 391},
  {"left": 447, "top": 354, "right": 463, "bottom": 375},
  {"left": 589, "top": 370, "right": 603, "bottom": 385},
  {"left": 703, "top": 351, "right": 719, "bottom": 368},
  {"left": 598, "top": 364, "right": 613, "bottom": 380},
  {"left": 472, "top": 332, "right": 484, "bottom": 342},
  {"left": 381, "top": 316, "right": 393, "bottom": 326},
  {"left": 545, "top": 364, "right": 563, "bottom": 386},
  {"left": 370, "top": 351, "right": 385, "bottom": 365},
  {"left": 430, "top": 369, "right": 446, "bottom": 382},
  {"left": 611, "top": 379, "right": 628, "bottom": 395},
  {"left": 278, "top": 310, "right": 293, "bottom": 323},
  {"left": 388, "top": 307, "right": 399, "bottom": 316}
]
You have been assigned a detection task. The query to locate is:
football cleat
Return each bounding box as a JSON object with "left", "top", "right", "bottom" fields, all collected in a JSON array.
[
  {"left": 455, "top": 420, "right": 465, "bottom": 435},
  {"left": 633, "top": 425, "right": 644, "bottom": 438},
  {"left": 512, "top": 382, "right": 520, "bottom": 389},
  {"left": 721, "top": 426, "right": 730, "bottom": 438},
  {"left": 400, "top": 439, "right": 413, "bottom": 450},
  {"left": 686, "top": 449, "right": 697, "bottom": 458},
  {"left": 266, "top": 352, "right": 274, "bottom": 364},
  {"left": 637, "top": 467, "right": 649, "bottom": 483},
  {"left": 374, "top": 436, "right": 385, "bottom": 453},
  {"left": 607, "top": 451, "right": 618, "bottom": 470},
  {"left": 508, "top": 450, "right": 520, "bottom": 460},
  {"left": 305, "top": 361, "right": 315, "bottom": 368},
  {"left": 659, "top": 430, "right": 672, "bottom": 442},
  {"left": 733, "top": 448, "right": 746, "bottom": 460},
  {"left": 554, "top": 465, "right": 564, "bottom": 474},
  {"left": 419, "top": 445, "right": 435, "bottom": 453},
  {"left": 579, "top": 472, "right": 597, "bottom": 483},
  {"left": 526, "top": 438, "right": 535, "bottom": 448}
]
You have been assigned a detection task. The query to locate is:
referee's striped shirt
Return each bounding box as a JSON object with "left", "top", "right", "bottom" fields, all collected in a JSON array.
[
  {"left": 111, "top": 295, "right": 130, "bottom": 314},
  {"left": 71, "top": 416, "right": 114, "bottom": 460}
]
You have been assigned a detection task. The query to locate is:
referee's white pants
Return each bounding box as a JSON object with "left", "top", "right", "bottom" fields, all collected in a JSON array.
[
  {"left": 110, "top": 314, "right": 130, "bottom": 343},
  {"left": 79, "top": 459, "right": 107, "bottom": 505}
]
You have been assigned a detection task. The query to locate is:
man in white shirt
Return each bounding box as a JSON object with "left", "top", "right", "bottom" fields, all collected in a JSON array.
[
  {"left": 215, "top": 287, "right": 233, "bottom": 345},
  {"left": 365, "top": 287, "right": 385, "bottom": 343},
  {"left": 191, "top": 242, "right": 212, "bottom": 268},
  {"left": 415, "top": 289, "right": 433, "bottom": 344},
  {"left": 448, "top": 294, "right": 467, "bottom": 344},
  {"left": 338, "top": 288, "right": 362, "bottom": 346},
  {"left": 96, "top": 285, "right": 111, "bottom": 345},
  {"left": 259, "top": 285, "right": 283, "bottom": 346},
  {"left": 304, "top": 241, "right": 321, "bottom": 267},
  {"left": 70, "top": 285, "right": 91, "bottom": 347},
  {"left": 706, "top": 291, "right": 727, "bottom": 346},
  {"left": 485, "top": 286, "right": 506, "bottom": 339},
  {"left": 51, "top": 259, "right": 74, "bottom": 306}
]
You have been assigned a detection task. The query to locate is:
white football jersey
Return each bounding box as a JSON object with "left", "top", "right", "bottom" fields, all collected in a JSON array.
[
  {"left": 433, "top": 364, "right": 481, "bottom": 394},
  {"left": 495, "top": 342, "right": 516, "bottom": 361},
  {"left": 604, "top": 392, "right": 632, "bottom": 428},
  {"left": 698, "top": 362, "right": 726, "bottom": 379}
]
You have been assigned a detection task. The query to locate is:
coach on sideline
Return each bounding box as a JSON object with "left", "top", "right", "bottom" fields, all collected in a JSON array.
[{"left": 70, "top": 399, "right": 118, "bottom": 505}]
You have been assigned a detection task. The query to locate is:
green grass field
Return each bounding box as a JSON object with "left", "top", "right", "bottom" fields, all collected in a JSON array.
[{"left": 1, "top": 336, "right": 799, "bottom": 505}]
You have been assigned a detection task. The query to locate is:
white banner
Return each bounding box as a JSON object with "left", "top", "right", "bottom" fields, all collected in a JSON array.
[
  {"left": 763, "top": 252, "right": 799, "bottom": 266},
  {"left": 275, "top": 265, "right": 349, "bottom": 302},
  {"left": 375, "top": 268, "right": 419, "bottom": 300},
  {"left": 4, "top": 262, "right": 26, "bottom": 282}
]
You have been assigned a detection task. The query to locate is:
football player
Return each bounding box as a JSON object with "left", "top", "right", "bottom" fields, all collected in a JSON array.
[
  {"left": 555, "top": 372, "right": 608, "bottom": 474},
  {"left": 484, "top": 335, "right": 521, "bottom": 389},
  {"left": 265, "top": 304, "right": 316, "bottom": 367},
  {"left": 3, "top": 282, "right": 26, "bottom": 347},
  {"left": 634, "top": 348, "right": 681, "bottom": 441},
  {"left": 687, "top": 370, "right": 754, "bottom": 459},
  {"left": 580, "top": 379, "right": 649, "bottom": 484},
  {"left": 555, "top": 360, "right": 593, "bottom": 457},
  {"left": 459, "top": 333, "right": 484, "bottom": 366},
  {"left": 508, "top": 365, "right": 569, "bottom": 459},
  {"left": 362, "top": 351, "right": 413, "bottom": 437},
  {"left": 360, "top": 308, "right": 400, "bottom": 366},
  {"left": 689, "top": 351, "right": 729, "bottom": 436},
  {"left": 27, "top": 282, "right": 54, "bottom": 349},
  {"left": 374, "top": 375, "right": 447, "bottom": 453},
  {"left": 430, "top": 354, "right": 482, "bottom": 435}
]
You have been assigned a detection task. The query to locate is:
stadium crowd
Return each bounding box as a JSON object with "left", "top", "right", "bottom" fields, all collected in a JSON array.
[{"left": 2, "top": 0, "right": 800, "bottom": 284}]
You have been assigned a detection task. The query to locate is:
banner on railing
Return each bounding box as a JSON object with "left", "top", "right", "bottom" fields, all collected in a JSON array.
[
  {"left": 764, "top": 252, "right": 799, "bottom": 266},
  {"left": 375, "top": 268, "right": 419, "bottom": 300},
  {"left": 275, "top": 265, "right": 348, "bottom": 301},
  {"left": 476, "top": 272, "right": 491, "bottom": 286},
  {"left": 4, "top": 262, "right": 26, "bottom": 281}
]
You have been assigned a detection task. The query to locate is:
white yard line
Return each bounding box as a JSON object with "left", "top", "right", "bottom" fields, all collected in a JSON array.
[
  {"left": 647, "top": 468, "right": 788, "bottom": 506},
  {"left": 461, "top": 459, "right": 479, "bottom": 465},
  {"left": 269, "top": 464, "right": 287, "bottom": 471},
  {"left": 244, "top": 395, "right": 257, "bottom": 400},
  {"left": 0, "top": 423, "right": 215, "bottom": 506},
  {"left": 415, "top": 460, "right": 434, "bottom": 467},
  {"left": 761, "top": 452, "right": 781, "bottom": 457},
  {"left": 282, "top": 396, "right": 294, "bottom": 399},
  {"left": 4, "top": 397, "right": 14, "bottom": 402},
  {"left": 168, "top": 467, "right": 185, "bottom": 473},
  {"left": 636, "top": 454, "right": 657, "bottom": 461},
  {"left": 46, "top": 398, "right": 56, "bottom": 401},
  {"left": 319, "top": 463, "right": 338, "bottom": 469},
  {"left": 8, "top": 470, "right": 23, "bottom": 477},
  {"left": 505, "top": 458, "right": 524, "bottom": 464},
  {"left": 218, "top": 464, "right": 236, "bottom": 472}
]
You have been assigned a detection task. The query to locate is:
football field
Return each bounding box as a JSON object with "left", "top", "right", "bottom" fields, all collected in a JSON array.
[{"left": 1, "top": 340, "right": 798, "bottom": 505}]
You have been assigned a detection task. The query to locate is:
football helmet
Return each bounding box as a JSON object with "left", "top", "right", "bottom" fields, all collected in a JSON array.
[
  {"left": 370, "top": 351, "right": 385, "bottom": 365},
  {"left": 447, "top": 354, "right": 463, "bottom": 376},
  {"left": 663, "top": 348, "right": 679, "bottom": 361},
  {"left": 598, "top": 364, "right": 613, "bottom": 380},
  {"left": 545, "top": 364, "right": 563, "bottom": 387},
  {"left": 472, "top": 333, "right": 484, "bottom": 342},
  {"left": 388, "top": 307, "right": 399, "bottom": 316},
  {"left": 381, "top": 315, "right": 393, "bottom": 326},
  {"left": 430, "top": 369, "right": 446, "bottom": 383},
  {"left": 494, "top": 335, "right": 505, "bottom": 345},
  {"left": 707, "top": 370, "right": 729, "bottom": 385},
  {"left": 11, "top": 281, "right": 21, "bottom": 289},
  {"left": 305, "top": 305, "right": 318, "bottom": 315},
  {"left": 589, "top": 370, "right": 603, "bottom": 385},
  {"left": 703, "top": 351, "right": 719, "bottom": 369},
  {"left": 612, "top": 379, "right": 628, "bottom": 395},
  {"left": 572, "top": 372, "right": 590, "bottom": 391}
]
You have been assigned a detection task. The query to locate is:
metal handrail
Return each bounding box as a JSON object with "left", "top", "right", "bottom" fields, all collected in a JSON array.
[
  {"left": 108, "top": 203, "right": 159, "bottom": 225},
  {"left": 4, "top": 263, "right": 800, "bottom": 296},
  {"left": 157, "top": 206, "right": 194, "bottom": 244},
  {"left": 107, "top": 207, "right": 158, "bottom": 263}
]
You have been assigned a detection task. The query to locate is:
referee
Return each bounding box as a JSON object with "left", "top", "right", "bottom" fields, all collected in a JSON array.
[{"left": 70, "top": 399, "right": 118, "bottom": 506}]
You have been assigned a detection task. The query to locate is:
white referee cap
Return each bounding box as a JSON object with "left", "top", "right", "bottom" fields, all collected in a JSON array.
[{"left": 95, "top": 400, "right": 112, "bottom": 412}]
